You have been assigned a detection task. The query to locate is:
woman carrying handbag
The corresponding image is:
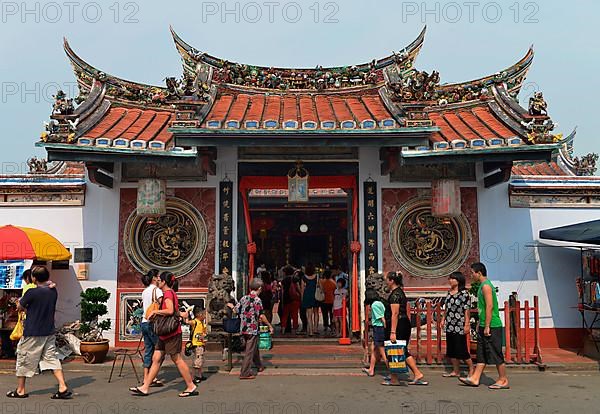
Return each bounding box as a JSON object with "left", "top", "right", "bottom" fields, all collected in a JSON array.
[{"left": 130, "top": 272, "right": 197, "bottom": 397}]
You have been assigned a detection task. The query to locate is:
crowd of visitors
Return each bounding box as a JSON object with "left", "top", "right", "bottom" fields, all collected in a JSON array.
[
  {"left": 256, "top": 263, "right": 350, "bottom": 337},
  {"left": 4, "top": 259, "right": 509, "bottom": 399},
  {"left": 362, "top": 262, "right": 509, "bottom": 389}
]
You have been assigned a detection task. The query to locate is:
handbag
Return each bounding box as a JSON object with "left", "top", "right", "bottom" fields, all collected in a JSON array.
[
  {"left": 314, "top": 275, "right": 325, "bottom": 302},
  {"left": 10, "top": 312, "right": 24, "bottom": 341},
  {"left": 384, "top": 340, "right": 409, "bottom": 374},
  {"left": 223, "top": 317, "right": 241, "bottom": 334},
  {"left": 152, "top": 291, "right": 180, "bottom": 336},
  {"left": 145, "top": 287, "right": 160, "bottom": 320}
]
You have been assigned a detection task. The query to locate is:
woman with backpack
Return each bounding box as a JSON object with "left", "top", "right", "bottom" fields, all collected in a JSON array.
[{"left": 382, "top": 271, "right": 428, "bottom": 386}]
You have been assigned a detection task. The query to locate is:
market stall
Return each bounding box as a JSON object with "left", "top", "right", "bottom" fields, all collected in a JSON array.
[
  {"left": 540, "top": 219, "right": 600, "bottom": 357},
  {"left": 0, "top": 225, "right": 71, "bottom": 357}
]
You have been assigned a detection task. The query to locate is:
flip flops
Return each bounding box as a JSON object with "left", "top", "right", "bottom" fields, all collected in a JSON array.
[
  {"left": 459, "top": 377, "right": 480, "bottom": 387},
  {"left": 50, "top": 389, "right": 73, "bottom": 400},
  {"left": 150, "top": 379, "right": 164, "bottom": 388},
  {"left": 489, "top": 383, "right": 510, "bottom": 390},
  {"left": 381, "top": 379, "right": 401, "bottom": 386},
  {"left": 129, "top": 387, "right": 149, "bottom": 397},
  {"left": 179, "top": 387, "right": 199, "bottom": 398},
  {"left": 442, "top": 372, "right": 459, "bottom": 378},
  {"left": 6, "top": 390, "right": 28, "bottom": 399},
  {"left": 362, "top": 368, "right": 375, "bottom": 377},
  {"left": 408, "top": 378, "right": 429, "bottom": 386}
]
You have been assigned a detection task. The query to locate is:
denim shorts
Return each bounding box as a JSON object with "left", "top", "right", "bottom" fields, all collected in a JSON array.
[{"left": 141, "top": 322, "right": 158, "bottom": 368}]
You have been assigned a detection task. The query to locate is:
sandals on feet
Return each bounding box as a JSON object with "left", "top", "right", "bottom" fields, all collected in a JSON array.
[
  {"left": 381, "top": 379, "right": 401, "bottom": 386},
  {"left": 150, "top": 379, "right": 164, "bottom": 388},
  {"left": 129, "top": 387, "right": 149, "bottom": 397},
  {"left": 50, "top": 389, "right": 73, "bottom": 400},
  {"left": 442, "top": 372, "right": 459, "bottom": 378},
  {"left": 362, "top": 368, "right": 374, "bottom": 377},
  {"left": 489, "top": 383, "right": 510, "bottom": 390},
  {"left": 459, "top": 377, "right": 480, "bottom": 387},
  {"left": 408, "top": 378, "right": 429, "bottom": 386},
  {"left": 6, "top": 390, "right": 28, "bottom": 399},
  {"left": 179, "top": 388, "right": 198, "bottom": 397}
]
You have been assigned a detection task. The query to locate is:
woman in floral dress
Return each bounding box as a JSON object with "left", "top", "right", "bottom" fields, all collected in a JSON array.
[{"left": 442, "top": 271, "right": 474, "bottom": 378}]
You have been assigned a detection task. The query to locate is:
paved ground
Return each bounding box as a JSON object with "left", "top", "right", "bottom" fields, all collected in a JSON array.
[{"left": 0, "top": 365, "right": 598, "bottom": 414}]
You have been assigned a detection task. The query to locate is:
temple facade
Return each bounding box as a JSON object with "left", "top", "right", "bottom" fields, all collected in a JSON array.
[{"left": 2, "top": 27, "right": 599, "bottom": 348}]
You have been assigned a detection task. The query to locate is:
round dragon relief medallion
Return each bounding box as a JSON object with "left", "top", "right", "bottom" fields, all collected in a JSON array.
[
  {"left": 123, "top": 198, "right": 208, "bottom": 276},
  {"left": 389, "top": 198, "right": 472, "bottom": 278}
]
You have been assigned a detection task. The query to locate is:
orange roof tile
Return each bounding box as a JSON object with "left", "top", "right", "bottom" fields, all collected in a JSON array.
[
  {"left": 86, "top": 107, "right": 126, "bottom": 138},
  {"left": 299, "top": 95, "right": 318, "bottom": 124}
]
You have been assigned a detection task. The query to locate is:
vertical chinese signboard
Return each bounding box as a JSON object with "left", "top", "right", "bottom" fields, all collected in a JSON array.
[
  {"left": 363, "top": 181, "right": 379, "bottom": 275},
  {"left": 219, "top": 181, "right": 233, "bottom": 275}
]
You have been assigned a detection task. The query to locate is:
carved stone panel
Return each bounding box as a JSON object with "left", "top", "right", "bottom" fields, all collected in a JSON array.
[
  {"left": 389, "top": 197, "right": 472, "bottom": 278},
  {"left": 123, "top": 197, "right": 208, "bottom": 277}
]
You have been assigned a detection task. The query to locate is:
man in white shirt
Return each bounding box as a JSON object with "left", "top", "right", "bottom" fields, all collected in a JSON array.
[{"left": 140, "top": 269, "right": 163, "bottom": 386}]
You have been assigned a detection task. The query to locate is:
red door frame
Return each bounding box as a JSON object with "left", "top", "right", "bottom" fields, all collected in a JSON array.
[{"left": 239, "top": 175, "right": 361, "bottom": 332}]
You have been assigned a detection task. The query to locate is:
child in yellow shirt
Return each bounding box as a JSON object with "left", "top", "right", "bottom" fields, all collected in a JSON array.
[
  {"left": 184, "top": 306, "right": 207, "bottom": 384},
  {"left": 21, "top": 270, "right": 36, "bottom": 296},
  {"left": 22, "top": 269, "right": 56, "bottom": 296}
]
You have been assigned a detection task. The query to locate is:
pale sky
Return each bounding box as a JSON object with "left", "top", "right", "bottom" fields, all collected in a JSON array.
[{"left": 1, "top": 0, "right": 598, "bottom": 172}]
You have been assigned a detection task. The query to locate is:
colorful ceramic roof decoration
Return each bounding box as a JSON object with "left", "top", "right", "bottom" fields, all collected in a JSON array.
[{"left": 35, "top": 26, "right": 596, "bottom": 178}]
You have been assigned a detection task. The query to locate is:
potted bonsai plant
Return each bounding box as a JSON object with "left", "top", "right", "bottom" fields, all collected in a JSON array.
[{"left": 78, "top": 287, "right": 111, "bottom": 364}]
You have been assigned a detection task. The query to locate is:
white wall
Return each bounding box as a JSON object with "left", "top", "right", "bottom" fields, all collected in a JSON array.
[
  {"left": 80, "top": 171, "right": 121, "bottom": 343},
  {"left": 477, "top": 180, "right": 600, "bottom": 328},
  {"left": 0, "top": 170, "right": 123, "bottom": 343}
]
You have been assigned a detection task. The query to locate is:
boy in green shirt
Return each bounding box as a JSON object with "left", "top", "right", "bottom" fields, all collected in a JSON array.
[
  {"left": 459, "top": 262, "right": 509, "bottom": 390},
  {"left": 362, "top": 289, "right": 388, "bottom": 377}
]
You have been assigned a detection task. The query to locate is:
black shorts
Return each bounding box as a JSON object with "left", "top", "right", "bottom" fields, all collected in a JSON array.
[
  {"left": 445, "top": 332, "right": 470, "bottom": 360},
  {"left": 373, "top": 326, "right": 386, "bottom": 347},
  {"left": 476, "top": 327, "right": 504, "bottom": 365},
  {"left": 385, "top": 317, "right": 412, "bottom": 357}
]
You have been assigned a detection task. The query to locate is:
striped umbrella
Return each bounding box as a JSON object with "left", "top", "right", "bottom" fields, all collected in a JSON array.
[{"left": 0, "top": 225, "right": 71, "bottom": 261}]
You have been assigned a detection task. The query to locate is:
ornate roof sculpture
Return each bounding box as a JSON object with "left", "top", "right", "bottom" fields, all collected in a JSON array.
[{"left": 37, "top": 27, "right": 574, "bottom": 167}]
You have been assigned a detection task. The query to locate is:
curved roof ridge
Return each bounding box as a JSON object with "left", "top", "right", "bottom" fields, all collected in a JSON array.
[
  {"left": 64, "top": 38, "right": 165, "bottom": 91},
  {"left": 170, "top": 25, "right": 426, "bottom": 72},
  {"left": 436, "top": 47, "right": 534, "bottom": 97}
]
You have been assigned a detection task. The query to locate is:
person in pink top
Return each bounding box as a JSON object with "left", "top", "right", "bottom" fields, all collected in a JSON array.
[{"left": 130, "top": 272, "right": 197, "bottom": 397}]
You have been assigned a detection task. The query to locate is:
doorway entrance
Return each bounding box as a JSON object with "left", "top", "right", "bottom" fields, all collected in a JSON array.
[
  {"left": 248, "top": 190, "right": 350, "bottom": 339},
  {"left": 251, "top": 207, "right": 349, "bottom": 271},
  {"left": 238, "top": 170, "right": 361, "bottom": 336}
]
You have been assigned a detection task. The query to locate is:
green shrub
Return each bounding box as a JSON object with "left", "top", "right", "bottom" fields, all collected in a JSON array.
[{"left": 79, "top": 287, "right": 111, "bottom": 342}]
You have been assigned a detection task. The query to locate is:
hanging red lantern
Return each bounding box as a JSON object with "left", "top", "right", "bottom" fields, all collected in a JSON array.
[
  {"left": 431, "top": 179, "right": 461, "bottom": 217},
  {"left": 252, "top": 217, "right": 275, "bottom": 232}
]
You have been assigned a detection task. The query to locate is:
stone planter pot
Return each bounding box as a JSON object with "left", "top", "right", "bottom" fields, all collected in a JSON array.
[{"left": 80, "top": 340, "right": 110, "bottom": 364}]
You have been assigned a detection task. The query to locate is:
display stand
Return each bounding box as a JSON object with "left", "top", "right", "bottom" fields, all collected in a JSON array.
[{"left": 577, "top": 248, "right": 600, "bottom": 355}]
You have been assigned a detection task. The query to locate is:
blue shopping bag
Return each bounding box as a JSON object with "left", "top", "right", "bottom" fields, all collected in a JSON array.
[{"left": 384, "top": 340, "right": 408, "bottom": 374}]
